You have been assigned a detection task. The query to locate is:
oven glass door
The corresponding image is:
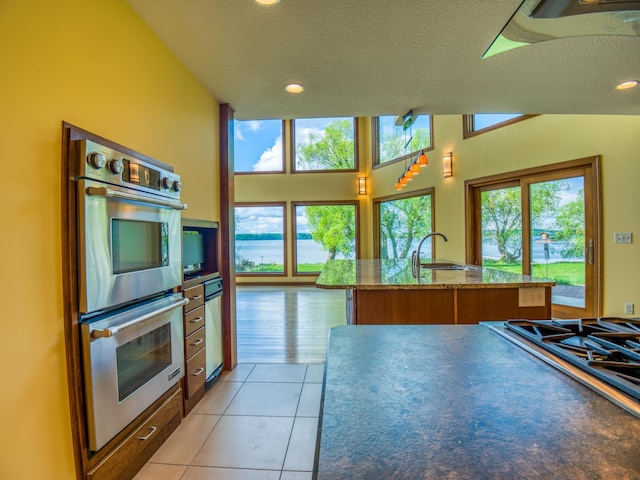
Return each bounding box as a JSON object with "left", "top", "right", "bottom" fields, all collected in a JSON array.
[
  {"left": 78, "top": 178, "right": 182, "bottom": 313},
  {"left": 112, "top": 218, "right": 169, "bottom": 274},
  {"left": 116, "top": 322, "right": 172, "bottom": 401},
  {"left": 81, "top": 293, "right": 186, "bottom": 451}
]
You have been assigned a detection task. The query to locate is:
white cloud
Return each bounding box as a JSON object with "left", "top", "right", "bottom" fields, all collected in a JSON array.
[
  {"left": 247, "top": 120, "right": 262, "bottom": 132},
  {"left": 235, "top": 119, "right": 266, "bottom": 143},
  {"left": 235, "top": 206, "right": 283, "bottom": 234},
  {"left": 295, "top": 127, "right": 325, "bottom": 147},
  {"left": 253, "top": 134, "right": 283, "bottom": 171}
]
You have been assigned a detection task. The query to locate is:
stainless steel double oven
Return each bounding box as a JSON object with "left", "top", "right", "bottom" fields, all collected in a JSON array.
[{"left": 73, "top": 139, "right": 187, "bottom": 451}]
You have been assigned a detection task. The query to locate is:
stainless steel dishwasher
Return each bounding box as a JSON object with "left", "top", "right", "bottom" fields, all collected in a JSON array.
[{"left": 203, "top": 277, "right": 223, "bottom": 386}]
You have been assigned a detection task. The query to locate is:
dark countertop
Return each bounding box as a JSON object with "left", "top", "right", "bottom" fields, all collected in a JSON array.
[
  {"left": 315, "top": 325, "right": 640, "bottom": 479},
  {"left": 315, "top": 259, "right": 555, "bottom": 290}
]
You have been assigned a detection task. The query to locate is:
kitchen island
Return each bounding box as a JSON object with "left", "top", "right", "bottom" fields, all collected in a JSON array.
[
  {"left": 314, "top": 325, "right": 640, "bottom": 479},
  {"left": 316, "top": 259, "right": 556, "bottom": 324}
]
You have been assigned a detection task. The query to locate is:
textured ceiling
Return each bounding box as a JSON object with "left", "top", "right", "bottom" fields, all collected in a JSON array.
[{"left": 128, "top": 0, "right": 640, "bottom": 120}]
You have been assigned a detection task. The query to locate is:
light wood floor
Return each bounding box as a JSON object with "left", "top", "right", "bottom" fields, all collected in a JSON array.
[{"left": 236, "top": 285, "right": 347, "bottom": 364}]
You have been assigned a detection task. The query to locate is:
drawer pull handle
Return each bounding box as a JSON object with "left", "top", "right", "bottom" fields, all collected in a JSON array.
[
  {"left": 137, "top": 426, "right": 157, "bottom": 441},
  {"left": 190, "top": 338, "right": 204, "bottom": 346},
  {"left": 192, "top": 367, "right": 205, "bottom": 376},
  {"left": 190, "top": 317, "right": 203, "bottom": 324},
  {"left": 190, "top": 294, "right": 203, "bottom": 300}
]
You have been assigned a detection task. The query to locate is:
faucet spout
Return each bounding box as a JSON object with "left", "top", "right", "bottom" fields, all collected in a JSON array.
[{"left": 412, "top": 232, "right": 448, "bottom": 279}]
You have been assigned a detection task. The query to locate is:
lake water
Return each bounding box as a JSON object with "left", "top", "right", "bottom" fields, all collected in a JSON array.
[
  {"left": 236, "top": 239, "right": 338, "bottom": 264},
  {"left": 235, "top": 239, "right": 582, "bottom": 265}
]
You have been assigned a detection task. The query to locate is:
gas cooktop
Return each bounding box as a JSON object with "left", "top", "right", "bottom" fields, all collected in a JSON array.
[{"left": 487, "top": 317, "right": 640, "bottom": 419}]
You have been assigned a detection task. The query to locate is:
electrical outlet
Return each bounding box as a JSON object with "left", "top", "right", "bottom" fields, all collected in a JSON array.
[
  {"left": 519, "top": 287, "right": 546, "bottom": 307},
  {"left": 625, "top": 303, "right": 634, "bottom": 315},
  {"left": 614, "top": 232, "right": 632, "bottom": 244}
]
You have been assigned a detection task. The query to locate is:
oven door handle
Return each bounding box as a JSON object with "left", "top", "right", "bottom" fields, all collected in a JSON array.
[
  {"left": 91, "top": 298, "right": 189, "bottom": 338},
  {"left": 86, "top": 186, "right": 188, "bottom": 211}
]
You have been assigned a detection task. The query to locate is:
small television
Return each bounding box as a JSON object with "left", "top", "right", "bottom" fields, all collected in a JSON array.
[
  {"left": 183, "top": 231, "right": 205, "bottom": 274},
  {"left": 182, "top": 218, "right": 219, "bottom": 283}
]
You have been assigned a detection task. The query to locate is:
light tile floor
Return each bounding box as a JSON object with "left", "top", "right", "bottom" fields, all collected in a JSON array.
[{"left": 134, "top": 363, "right": 324, "bottom": 480}]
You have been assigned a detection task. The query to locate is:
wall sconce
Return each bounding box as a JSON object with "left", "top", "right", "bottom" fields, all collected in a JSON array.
[
  {"left": 358, "top": 177, "right": 367, "bottom": 195},
  {"left": 442, "top": 152, "right": 453, "bottom": 178}
]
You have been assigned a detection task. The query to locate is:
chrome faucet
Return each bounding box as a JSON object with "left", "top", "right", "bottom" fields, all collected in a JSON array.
[{"left": 411, "top": 232, "right": 448, "bottom": 278}]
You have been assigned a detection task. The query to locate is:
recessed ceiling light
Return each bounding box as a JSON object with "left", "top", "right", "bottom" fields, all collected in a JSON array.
[
  {"left": 285, "top": 83, "right": 304, "bottom": 94},
  {"left": 255, "top": 0, "right": 280, "bottom": 6},
  {"left": 616, "top": 80, "right": 639, "bottom": 90}
]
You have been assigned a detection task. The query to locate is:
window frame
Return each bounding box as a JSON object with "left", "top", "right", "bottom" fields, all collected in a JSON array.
[
  {"left": 233, "top": 119, "right": 286, "bottom": 175},
  {"left": 462, "top": 114, "right": 538, "bottom": 139},
  {"left": 373, "top": 187, "right": 436, "bottom": 259},
  {"left": 290, "top": 117, "right": 359, "bottom": 173},
  {"left": 291, "top": 200, "right": 360, "bottom": 276},
  {"left": 234, "top": 202, "right": 287, "bottom": 277},
  {"left": 372, "top": 115, "right": 434, "bottom": 169}
]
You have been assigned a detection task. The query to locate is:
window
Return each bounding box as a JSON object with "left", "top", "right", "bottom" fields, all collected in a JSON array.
[
  {"left": 373, "top": 115, "right": 433, "bottom": 167},
  {"left": 234, "top": 204, "right": 286, "bottom": 274},
  {"left": 293, "top": 202, "right": 358, "bottom": 274},
  {"left": 466, "top": 157, "right": 601, "bottom": 318},
  {"left": 292, "top": 117, "right": 357, "bottom": 171},
  {"left": 234, "top": 119, "right": 284, "bottom": 173},
  {"left": 374, "top": 188, "right": 434, "bottom": 259},
  {"left": 463, "top": 114, "right": 537, "bottom": 139}
]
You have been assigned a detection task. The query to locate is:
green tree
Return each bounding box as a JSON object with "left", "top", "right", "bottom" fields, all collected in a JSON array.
[
  {"left": 482, "top": 182, "right": 565, "bottom": 263},
  {"left": 305, "top": 205, "right": 356, "bottom": 260},
  {"left": 296, "top": 119, "right": 354, "bottom": 170},
  {"left": 380, "top": 127, "right": 431, "bottom": 164},
  {"left": 380, "top": 196, "right": 432, "bottom": 258},
  {"left": 481, "top": 187, "right": 522, "bottom": 263},
  {"left": 554, "top": 189, "right": 585, "bottom": 258}
]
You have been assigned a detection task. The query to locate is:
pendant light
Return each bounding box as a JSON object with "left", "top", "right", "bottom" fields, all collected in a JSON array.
[{"left": 393, "top": 110, "right": 429, "bottom": 189}]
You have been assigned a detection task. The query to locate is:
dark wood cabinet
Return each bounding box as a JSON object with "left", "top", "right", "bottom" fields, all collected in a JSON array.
[
  {"left": 181, "top": 283, "right": 207, "bottom": 413},
  {"left": 352, "top": 287, "right": 552, "bottom": 325},
  {"left": 86, "top": 388, "right": 182, "bottom": 480}
]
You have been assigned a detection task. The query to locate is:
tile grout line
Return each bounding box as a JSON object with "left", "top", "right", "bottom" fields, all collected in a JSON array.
[{"left": 279, "top": 364, "right": 308, "bottom": 474}]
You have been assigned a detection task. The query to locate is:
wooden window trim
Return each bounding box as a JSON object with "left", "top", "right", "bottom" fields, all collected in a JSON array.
[
  {"left": 373, "top": 187, "right": 436, "bottom": 259},
  {"left": 372, "top": 115, "right": 434, "bottom": 170},
  {"left": 234, "top": 119, "right": 286, "bottom": 174},
  {"left": 291, "top": 201, "right": 360, "bottom": 276},
  {"left": 290, "top": 118, "right": 359, "bottom": 173},
  {"left": 234, "top": 202, "right": 288, "bottom": 277},
  {"left": 462, "top": 114, "right": 539, "bottom": 139}
]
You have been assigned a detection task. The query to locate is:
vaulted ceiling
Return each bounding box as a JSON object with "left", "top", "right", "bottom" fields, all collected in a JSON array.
[{"left": 128, "top": 0, "right": 640, "bottom": 119}]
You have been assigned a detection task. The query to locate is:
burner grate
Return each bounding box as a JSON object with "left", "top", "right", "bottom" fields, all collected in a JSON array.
[{"left": 505, "top": 317, "right": 640, "bottom": 402}]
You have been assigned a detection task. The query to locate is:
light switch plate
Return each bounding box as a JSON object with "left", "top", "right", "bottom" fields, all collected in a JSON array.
[{"left": 614, "top": 232, "right": 632, "bottom": 244}]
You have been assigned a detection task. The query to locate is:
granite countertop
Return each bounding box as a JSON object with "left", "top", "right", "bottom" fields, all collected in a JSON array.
[
  {"left": 315, "top": 325, "right": 640, "bottom": 480},
  {"left": 315, "top": 258, "right": 555, "bottom": 290}
]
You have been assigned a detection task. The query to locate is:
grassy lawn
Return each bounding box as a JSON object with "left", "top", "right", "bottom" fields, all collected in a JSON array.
[
  {"left": 483, "top": 260, "right": 585, "bottom": 285},
  {"left": 236, "top": 263, "right": 325, "bottom": 273}
]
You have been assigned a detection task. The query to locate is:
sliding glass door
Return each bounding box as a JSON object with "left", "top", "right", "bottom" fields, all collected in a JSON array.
[{"left": 468, "top": 158, "right": 600, "bottom": 318}]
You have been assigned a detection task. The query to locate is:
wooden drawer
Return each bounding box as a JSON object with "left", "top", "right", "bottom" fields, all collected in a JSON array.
[
  {"left": 183, "top": 284, "right": 204, "bottom": 312},
  {"left": 185, "top": 348, "right": 206, "bottom": 399},
  {"left": 184, "top": 305, "right": 205, "bottom": 336},
  {"left": 185, "top": 326, "right": 206, "bottom": 360},
  {"left": 87, "top": 389, "right": 182, "bottom": 480}
]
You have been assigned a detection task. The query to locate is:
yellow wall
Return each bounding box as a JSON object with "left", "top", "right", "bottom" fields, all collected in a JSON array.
[
  {"left": 237, "top": 114, "right": 640, "bottom": 316},
  {"left": 0, "top": 1, "right": 219, "bottom": 479}
]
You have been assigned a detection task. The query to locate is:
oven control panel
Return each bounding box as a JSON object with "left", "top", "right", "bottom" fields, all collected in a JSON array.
[{"left": 73, "top": 139, "right": 181, "bottom": 199}]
